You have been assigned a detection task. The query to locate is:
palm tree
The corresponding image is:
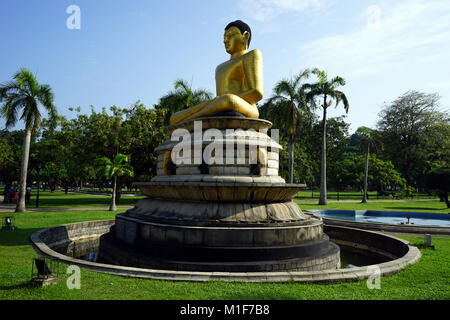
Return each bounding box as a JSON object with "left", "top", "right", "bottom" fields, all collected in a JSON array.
[
  {"left": 305, "top": 68, "right": 349, "bottom": 205},
  {"left": 97, "top": 153, "right": 134, "bottom": 211},
  {"left": 260, "top": 69, "right": 314, "bottom": 183},
  {"left": 355, "top": 127, "right": 380, "bottom": 203},
  {"left": 158, "top": 78, "right": 212, "bottom": 125},
  {"left": 0, "top": 68, "right": 57, "bottom": 212}
]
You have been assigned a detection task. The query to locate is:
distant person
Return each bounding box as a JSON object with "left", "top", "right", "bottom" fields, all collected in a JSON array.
[
  {"left": 25, "top": 187, "right": 31, "bottom": 204},
  {"left": 12, "top": 190, "right": 19, "bottom": 204},
  {"left": 8, "top": 186, "right": 14, "bottom": 203}
]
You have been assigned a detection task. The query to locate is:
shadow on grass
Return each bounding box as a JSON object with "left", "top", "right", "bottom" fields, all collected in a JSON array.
[
  {"left": 0, "top": 281, "right": 37, "bottom": 291},
  {"left": 26, "top": 195, "right": 140, "bottom": 208},
  {"left": 412, "top": 243, "right": 436, "bottom": 250},
  {"left": 0, "top": 228, "right": 42, "bottom": 246}
]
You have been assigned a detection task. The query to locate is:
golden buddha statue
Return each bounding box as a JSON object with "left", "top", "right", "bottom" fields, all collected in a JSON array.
[{"left": 169, "top": 20, "right": 263, "bottom": 125}]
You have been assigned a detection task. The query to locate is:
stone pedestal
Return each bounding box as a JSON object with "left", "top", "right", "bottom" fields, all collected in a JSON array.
[{"left": 99, "top": 116, "right": 340, "bottom": 271}]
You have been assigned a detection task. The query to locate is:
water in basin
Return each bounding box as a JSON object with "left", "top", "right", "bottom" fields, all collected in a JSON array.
[{"left": 316, "top": 210, "right": 450, "bottom": 227}]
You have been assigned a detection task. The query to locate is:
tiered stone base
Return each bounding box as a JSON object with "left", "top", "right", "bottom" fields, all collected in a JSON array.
[
  {"left": 98, "top": 195, "right": 340, "bottom": 272},
  {"left": 99, "top": 116, "right": 340, "bottom": 272}
]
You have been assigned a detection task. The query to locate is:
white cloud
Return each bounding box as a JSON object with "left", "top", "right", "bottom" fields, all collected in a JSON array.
[
  {"left": 299, "top": 0, "right": 450, "bottom": 77},
  {"left": 238, "top": 0, "right": 329, "bottom": 21}
]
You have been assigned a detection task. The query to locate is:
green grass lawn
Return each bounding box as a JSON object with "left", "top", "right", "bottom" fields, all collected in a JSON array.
[
  {"left": 21, "top": 190, "right": 145, "bottom": 208},
  {"left": 1, "top": 200, "right": 449, "bottom": 300}
]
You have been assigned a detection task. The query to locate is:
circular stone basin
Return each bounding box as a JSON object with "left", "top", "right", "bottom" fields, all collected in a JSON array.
[
  {"left": 310, "top": 210, "right": 450, "bottom": 235},
  {"left": 29, "top": 220, "right": 421, "bottom": 282}
]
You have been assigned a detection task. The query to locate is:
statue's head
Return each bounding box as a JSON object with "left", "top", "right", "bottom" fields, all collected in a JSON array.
[{"left": 224, "top": 20, "right": 251, "bottom": 54}]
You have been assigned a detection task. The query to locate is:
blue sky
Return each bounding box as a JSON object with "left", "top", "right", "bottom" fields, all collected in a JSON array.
[{"left": 1, "top": 0, "right": 449, "bottom": 133}]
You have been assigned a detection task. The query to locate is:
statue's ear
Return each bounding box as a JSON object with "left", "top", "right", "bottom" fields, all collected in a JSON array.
[{"left": 243, "top": 31, "right": 250, "bottom": 46}]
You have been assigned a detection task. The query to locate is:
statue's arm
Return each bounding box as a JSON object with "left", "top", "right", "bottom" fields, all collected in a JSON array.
[{"left": 237, "top": 49, "right": 263, "bottom": 104}]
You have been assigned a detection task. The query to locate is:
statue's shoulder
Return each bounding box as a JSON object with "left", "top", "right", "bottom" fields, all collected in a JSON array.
[
  {"left": 245, "top": 49, "right": 262, "bottom": 59},
  {"left": 216, "top": 60, "right": 228, "bottom": 72}
]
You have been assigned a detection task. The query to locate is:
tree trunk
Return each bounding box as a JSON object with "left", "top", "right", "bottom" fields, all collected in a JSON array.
[
  {"left": 362, "top": 144, "right": 369, "bottom": 203},
  {"left": 115, "top": 183, "right": 121, "bottom": 205},
  {"left": 319, "top": 99, "right": 328, "bottom": 205},
  {"left": 15, "top": 129, "right": 31, "bottom": 212},
  {"left": 288, "top": 134, "right": 294, "bottom": 183},
  {"left": 109, "top": 176, "right": 117, "bottom": 211}
]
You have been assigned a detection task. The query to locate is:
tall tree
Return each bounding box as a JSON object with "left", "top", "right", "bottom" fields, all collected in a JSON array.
[
  {"left": 314, "top": 117, "right": 350, "bottom": 193},
  {"left": 354, "top": 127, "right": 380, "bottom": 203},
  {"left": 0, "top": 137, "right": 13, "bottom": 169},
  {"left": 377, "top": 90, "right": 448, "bottom": 186},
  {"left": 334, "top": 155, "right": 405, "bottom": 195},
  {"left": 260, "top": 69, "right": 313, "bottom": 183},
  {"left": 121, "top": 103, "right": 167, "bottom": 180},
  {"left": 97, "top": 153, "right": 134, "bottom": 211},
  {"left": 157, "top": 79, "right": 212, "bottom": 125},
  {"left": 0, "top": 130, "right": 25, "bottom": 185},
  {"left": 305, "top": 69, "right": 349, "bottom": 205},
  {"left": 0, "top": 68, "right": 57, "bottom": 212}
]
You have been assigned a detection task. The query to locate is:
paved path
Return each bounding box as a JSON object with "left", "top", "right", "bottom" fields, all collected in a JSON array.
[{"left": 71, "top": 190, "right": 142, "bottom": 197}]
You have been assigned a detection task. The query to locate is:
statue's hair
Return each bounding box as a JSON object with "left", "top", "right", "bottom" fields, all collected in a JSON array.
[{"left": 225, "top": 20, "right": 251, "bottom": 47}]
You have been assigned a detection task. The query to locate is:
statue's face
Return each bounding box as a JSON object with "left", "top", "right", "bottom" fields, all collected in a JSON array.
[{"left": 224, "top": 26, "right": 249, "bottom": 54}]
